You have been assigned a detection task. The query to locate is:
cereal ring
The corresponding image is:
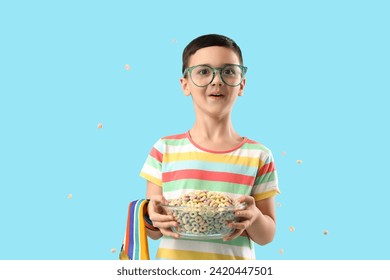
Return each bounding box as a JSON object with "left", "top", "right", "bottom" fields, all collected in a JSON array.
[
  {"left": 191, "top": 222, "right": 199, "bottom": 228},
  {"left": 182, "top": 214, "right": 190, "bottom": 224},
  {"left": 184, "top": 224, "right": 193, "bottom": 231},
  {"left": 194, "top": 216, "right": 204, "bottom": 224},
  {"left": 199, "top": 225, "right": 207, "bottom": 232},
  {"left": 192, "top": 228, "right": 199, "bottom": 234},
  {"left": 205, "top": 210, "right": 215, "bottom": 217},
  {"left": 225, "top": 213, "right": 235, "bottom": 220},
  {"left": 189, "top": 211, "right": 197, "bottom": 218}
]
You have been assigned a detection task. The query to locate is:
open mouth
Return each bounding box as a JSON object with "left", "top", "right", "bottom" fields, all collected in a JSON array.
[{"left": 209, "top": 93, "right": 224, "bottom": 97}]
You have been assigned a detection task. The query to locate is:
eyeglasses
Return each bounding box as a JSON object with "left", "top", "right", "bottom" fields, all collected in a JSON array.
[{"left": 183, "top": 64, "right": 247, "bottom": 87}]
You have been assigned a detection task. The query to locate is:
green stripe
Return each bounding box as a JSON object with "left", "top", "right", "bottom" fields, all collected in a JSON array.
[
  {"left": 146, "top": 156, "right": 161, "bottom": 169},
  {"left": 164, "top": 179, "right": 251, "bottom": 195},
  {"left": 164, "top": 138, "right": 190, "bottom": 146},
  {"left": 254, "top": 171, "right": 276, "bottom": 185},
  {"left": 241, "top": 142, "right": 270, "bottom": 152},
  {"left": 163, "top": 235, "right": 252, "bottom": 248}
]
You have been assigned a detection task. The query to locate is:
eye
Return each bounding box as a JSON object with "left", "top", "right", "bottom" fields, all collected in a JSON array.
[
  {"left": 222, "top": 67, "right": 237, "bottom": 76},
  {"left": 196, "top": 67, "right": 211, "bottom": 76}
]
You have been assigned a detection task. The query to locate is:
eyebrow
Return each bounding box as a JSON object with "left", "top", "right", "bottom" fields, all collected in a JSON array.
[{"left": 195, "top": 63, "right": 238, "bottom": 67}]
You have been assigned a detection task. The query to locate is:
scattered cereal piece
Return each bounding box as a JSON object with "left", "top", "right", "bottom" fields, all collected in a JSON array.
[
  {"left": 281, "top": 151, "right": 286, "bottom": 156},
  {"left": 296, "top": 159, "right": 303, "bottom": 164},
  {"left": 67, "top": 193, "right": 73, "bottom": 199},
  {"left": 289, "top": 226, "right": 295, "bottom": 232},
  {"left": 276, "top": 202, "right": 282, "bottom": 207},
  {"left": 279, "top": 249, "right": 284, "bottom": 254},
  {"left": 97, "top": 123, "right": 103, "bottom": 129},
  {"left": 323, "top": 230, "right": 329, "bottom": 235},
  {"left": 111, "top": 248, "right": 117, "bottom": 254},
  {"left": 125, "top": 64, "right": 131, "bottom": 71},
  {"left": 172, "top": 38, "right": 177, "bottom": 44}
]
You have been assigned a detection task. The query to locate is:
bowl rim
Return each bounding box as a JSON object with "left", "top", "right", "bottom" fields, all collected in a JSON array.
[{"left": 161, "top": 202, "right": 246, "bottom": 211}]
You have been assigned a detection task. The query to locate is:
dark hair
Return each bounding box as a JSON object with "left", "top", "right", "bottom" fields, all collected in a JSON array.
[{"left": 182, "top": 34, "right": 244, "bottom": 74}]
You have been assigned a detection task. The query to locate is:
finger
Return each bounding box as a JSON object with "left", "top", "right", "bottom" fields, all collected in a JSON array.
[
  {"left": 152, "top": 220, "right": 178, "bottom": 229},
  {"left": 235, "top": 210, "right": 253, "bottom": 219},
  {"left": 228, "top": 221, "right": 248, "bottom": 230},
  {"left": 223, "top": 229, "right": 244, "bottom": 241},
  {"left": 237, "top": 195, "right": 255, "bottom": 206},
  {"left": 150, "top": 212, "right": 176, "bottom": 223},
  {"left": 160, "top": 228, "right": 180, "bottom": 239},
  {"left": 229, "top": 223, "right": 246, "bottom": 229}
]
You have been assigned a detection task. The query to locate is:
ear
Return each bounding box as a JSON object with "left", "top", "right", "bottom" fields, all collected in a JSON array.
[
  {"left": 180, "top": 77, "right": 191, "bottom": 96},
  {"left": 238, "top": 78, "right": 246, "bottom": 96}
]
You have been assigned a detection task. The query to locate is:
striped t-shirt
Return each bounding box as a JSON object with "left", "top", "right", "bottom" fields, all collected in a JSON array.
[{"left": 140, "top": 131, "right": 280, "bottom": 260}]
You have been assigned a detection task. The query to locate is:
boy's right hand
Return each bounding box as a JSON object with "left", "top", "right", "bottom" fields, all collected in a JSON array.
[{"left": 148, "top": 195, "right": 180, "bottom": 239}]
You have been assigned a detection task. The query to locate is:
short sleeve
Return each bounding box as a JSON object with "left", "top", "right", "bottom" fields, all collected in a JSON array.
[
  {"left": 139, "top": 139, "right": 164, "bottom": 187},
  {"left": 252, "top": 151, "right": 280, "bottom": 201}
]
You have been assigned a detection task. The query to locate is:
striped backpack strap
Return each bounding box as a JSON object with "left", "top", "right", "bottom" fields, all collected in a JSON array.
[{"left": 120, "top": 199, "right": 150, "bottom": 260}]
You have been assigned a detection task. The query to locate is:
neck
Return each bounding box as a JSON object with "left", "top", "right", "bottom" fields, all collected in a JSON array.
[{"left": 189, "top": 114, "right": 243, "bottom": 151}]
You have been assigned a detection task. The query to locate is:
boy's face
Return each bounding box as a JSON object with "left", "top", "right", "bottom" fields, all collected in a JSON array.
[{"left": 180, "top": 46, "right": 246, "bottom": 119}]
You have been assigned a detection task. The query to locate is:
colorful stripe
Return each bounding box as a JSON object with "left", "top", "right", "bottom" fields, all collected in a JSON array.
[
  {"left": 122, "top": 199, "right": 150, "bottom": 260},
  {"left": 139, "top": 131, "right": 280, "bottom": 260},
  {"left": 163, "top": 152, "right": 260, "bottom": 167}
]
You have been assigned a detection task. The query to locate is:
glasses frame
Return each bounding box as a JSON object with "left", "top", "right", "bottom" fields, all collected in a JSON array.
[{"left": 183, "top": 64, "right": 248, "bottom": 87}]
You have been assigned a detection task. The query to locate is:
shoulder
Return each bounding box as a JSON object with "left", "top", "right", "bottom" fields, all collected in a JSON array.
[
  {"left": 243, "top": 138, "right": 274, "bottom": 159},
  {"left": 153, "top": 132, "right": 189, "bottom": 149},
  {"left": 161, "top": 132, "right": 187, "bottom": 141}
]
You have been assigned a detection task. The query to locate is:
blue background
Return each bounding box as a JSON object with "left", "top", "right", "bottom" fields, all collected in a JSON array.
[{"left": 1, "top": 0, "right": 389, "bottom": 260}]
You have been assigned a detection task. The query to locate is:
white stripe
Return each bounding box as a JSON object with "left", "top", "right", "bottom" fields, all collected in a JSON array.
[
  {"left": 153, "top": 139, "right": 164, "bottom": 153},
  {"left": 159, "top": 238, "right": 255, "bottom": 259},
  {"left": 141, "top": 163, "right": 161, "bottom": 181},
  {"left": 165, "top": 143, "right": 199, "bottom": 153},
  {"left": 253, "top": 181, "right": 279, "bottom": 194}
]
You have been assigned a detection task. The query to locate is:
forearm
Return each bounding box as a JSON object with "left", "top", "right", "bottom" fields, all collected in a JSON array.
[{"left": 246, "top": 211, "right": 276, "bottom": 245}]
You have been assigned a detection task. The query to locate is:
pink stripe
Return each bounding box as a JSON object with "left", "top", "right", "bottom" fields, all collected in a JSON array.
[
  {"left": 163, "top": 169, "right": 255, "bottom": 185},
  {"left": 258, "top": 162, "right": 275, "bottom": 176},
  {"left": 150, "top": 147, "right": 163, "bottom": 162},
  {"left": 162, "top": 133, "right": 187, "bottom": 140}
]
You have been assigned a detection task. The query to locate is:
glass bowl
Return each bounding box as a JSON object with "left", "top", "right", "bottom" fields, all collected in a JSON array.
[{"left": 162, "top": 203, "right": 246, "bottom": 240}]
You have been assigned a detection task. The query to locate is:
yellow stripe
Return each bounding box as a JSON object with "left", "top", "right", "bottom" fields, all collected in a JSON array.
[
  {"left": 253, "top": 189, "right": 280, "bottom": 201},
  {"left": 140, "top": 172, "right": 162, "bottom": 187},
  {"left": 164, "top": 152, "right": 261, "bottom": 167},
  {"left": 156, "top": 248, "right": 253, "bottom": 260}
]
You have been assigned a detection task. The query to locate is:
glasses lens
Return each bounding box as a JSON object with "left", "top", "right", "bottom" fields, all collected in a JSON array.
[
  {"left": 188, "top": 65, "right": 245, "bottom": 87},
  {"left": 190, "top": 65, "right": 214, "bottom": 87},
  {"left": 221, "top": 65, "right": 244, "bottom": 86}
]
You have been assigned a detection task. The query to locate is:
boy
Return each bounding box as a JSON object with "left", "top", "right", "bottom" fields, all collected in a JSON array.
[{"left": 140, "top": 34, "right": 280, "bottom": 260}]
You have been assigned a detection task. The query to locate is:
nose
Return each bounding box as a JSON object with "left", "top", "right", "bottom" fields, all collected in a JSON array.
[{"left": 211, "top": 70, "right": 223, "bottom": 86}]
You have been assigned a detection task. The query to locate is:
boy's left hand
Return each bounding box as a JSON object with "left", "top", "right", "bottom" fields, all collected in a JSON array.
[{"left": 223, "top": 195, "right": 261, "bottom": 241}]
